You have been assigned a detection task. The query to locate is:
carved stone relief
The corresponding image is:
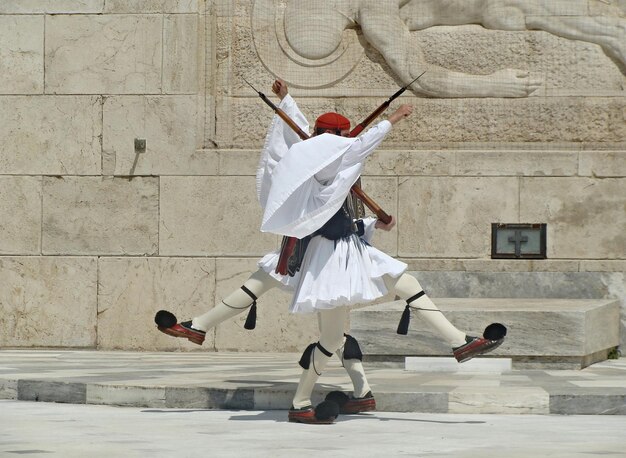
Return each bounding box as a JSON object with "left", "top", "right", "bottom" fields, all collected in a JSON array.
[
  {"left": 252, "top": 0, "right": 626, "bottom": 97},
  {"left": 251, "top": 0, "right": 364, "bottom": 88}
]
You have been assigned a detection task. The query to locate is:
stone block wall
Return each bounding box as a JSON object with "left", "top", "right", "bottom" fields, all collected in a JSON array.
[{"left": 0, "top": 0, "right": 624, "bottom": 351}]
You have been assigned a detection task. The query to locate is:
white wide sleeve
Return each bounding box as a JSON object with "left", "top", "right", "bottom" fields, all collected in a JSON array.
[
  {"left": 361, "top": 217, "right": 377, "bottom": 243},
  {"left": 314, "top": 120, "right": 392, "bottom": 183},
  {"left": 256, "top": 95, "right": 309, "bottom": 209},
  {"left": 260, "top": 120, "right": 394, "bottom": 238}
]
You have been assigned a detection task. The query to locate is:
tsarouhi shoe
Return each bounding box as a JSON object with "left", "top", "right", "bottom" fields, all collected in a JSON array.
[
  {"left": 325, "top": 390, "right": 376, "bottom": 414},
  {"left": 154, "top": 310, "right": 205, "bottom": 345},
  {"left": 453, "top": 336, "right": 499, "bottom": 363},
  {"left": 342, "top": 391, "right": 376, "bottom": 414},
  {"left": 453, "top": 323, "right": 507, "bottom": 363},
  {"left": 288, "top": 401, "right": 339, "bottom": 424}
]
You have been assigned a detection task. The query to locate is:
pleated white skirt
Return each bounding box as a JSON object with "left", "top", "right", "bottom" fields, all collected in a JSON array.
[{"left": 258, "top": 234, "right": 407, "bottom": 314}]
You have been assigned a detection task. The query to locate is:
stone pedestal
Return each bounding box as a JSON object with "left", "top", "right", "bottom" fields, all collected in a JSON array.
[{"left": 351, "top": 298, "right": 620, "bottom": 369}]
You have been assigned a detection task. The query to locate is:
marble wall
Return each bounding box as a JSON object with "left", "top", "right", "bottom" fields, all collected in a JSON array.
[{"left": 0, "top": 0, "right": 624, "bottom": 351}]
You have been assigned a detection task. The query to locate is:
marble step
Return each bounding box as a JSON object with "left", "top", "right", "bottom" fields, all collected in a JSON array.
[
  {"left": 405, "top": 357, "right": 512, "bottom": 372},
  {"left": 350, "top": 298, "right": 620, "bottom": 369}
]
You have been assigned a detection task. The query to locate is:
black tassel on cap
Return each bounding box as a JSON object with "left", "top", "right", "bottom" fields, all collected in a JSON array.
[
  {"left": 244, "top": 302, "right": 257, "bottom": 330},
  {"left": 396, "top": 304, "right": 411, "bottom": 335}
]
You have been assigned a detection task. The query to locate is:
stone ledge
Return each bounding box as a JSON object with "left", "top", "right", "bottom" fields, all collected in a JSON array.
[
  {"left": 350, "top": 298, "right": 620, "bottom": 369},
  {"left": 405, "top": 357, "right": 512, "bottom": 373},
  {"left": 2, "top": 351, "right": 626, "bottom": 415}
]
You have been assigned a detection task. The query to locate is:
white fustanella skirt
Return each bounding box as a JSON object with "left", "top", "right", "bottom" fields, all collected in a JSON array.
[{"left": 258, "top": 233, "right": 406, "bottom": 314}]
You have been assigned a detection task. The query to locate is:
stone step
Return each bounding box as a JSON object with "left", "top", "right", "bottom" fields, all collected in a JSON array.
[
  {"left": 350, "top": 298, "right": 620, "bottom": 369},
  {"left": 2, "top": 350, "right": 626, "bottom": 415},
  {"left": 405, "top": 357, "right": 512, "bottom": 373}
]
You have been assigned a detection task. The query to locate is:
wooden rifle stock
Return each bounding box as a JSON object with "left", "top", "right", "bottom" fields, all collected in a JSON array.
[
  {"left": 349, "top": 71, "right": 425, "bottom": 138},
  {"left": 242, "top": 77, "right": 310, "bottom": 140},
  {"left": 275, "top": 235, "right": 298, "bottom": 276},
  {"left": 350, "top": 185, "right": 391, "bottom": 224},
  {"left": 345, "top": 72, "right": 426, "bottom": 224},
  {"left": 349, "top": 104, "right": 390, "bottom": 137},
  {"left": 257, "top": 91, "right": 309, "bottom": 141}
]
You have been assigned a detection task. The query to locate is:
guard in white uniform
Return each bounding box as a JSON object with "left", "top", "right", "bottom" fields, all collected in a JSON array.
[{"left": 155, "top": 80, "right": 506, "bottom": 424}]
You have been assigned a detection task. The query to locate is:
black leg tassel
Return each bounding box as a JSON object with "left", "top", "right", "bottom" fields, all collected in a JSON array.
[
  {"left": 244, "top": 302, "right": 257, "bottom": 330},
  {"left": 396, "top": 304, "right": 411, "bottom": 335}
]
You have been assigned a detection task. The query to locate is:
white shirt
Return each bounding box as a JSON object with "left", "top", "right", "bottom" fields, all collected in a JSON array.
[{"left": 257, "top": 96, "right": 392, "bottom": 238}]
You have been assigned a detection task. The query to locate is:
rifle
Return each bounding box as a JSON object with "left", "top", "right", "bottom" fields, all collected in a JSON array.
[
  {"left": 343, "top": 72, "right": 427, "bottom": 226},
  {"left": 349, "top": 71, "right": 426, "bottom": 137},
  {"left": 243, "top": 77, "right": 309, "bottom": 142},
  {"left": 244, "top": 74, "right": 424, "bottom": 275}
]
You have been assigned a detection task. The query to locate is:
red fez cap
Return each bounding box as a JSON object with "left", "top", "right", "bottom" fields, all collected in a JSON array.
[{"left": 315, "top": 112, "right": 350, "bottom": 130}]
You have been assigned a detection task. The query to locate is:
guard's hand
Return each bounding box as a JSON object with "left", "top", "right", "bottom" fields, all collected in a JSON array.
[
  {"left": 272, "top": 79, "right": 288, "bottom": 101},
  {"left": 388, "top": 104, "right": 414, "bottom": 125},
  {"left": 375, "top": 215, "right": 396, "bottom": 231}
]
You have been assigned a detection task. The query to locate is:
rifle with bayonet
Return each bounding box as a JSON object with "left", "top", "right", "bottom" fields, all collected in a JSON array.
[
  {"left": 244, "top": 73, "right": 425, "bottom": 275},
  {"left": 345, "top": 72, "right": 426, "bottom": 227},
  {"left": 349, "top": 71, "right": 425, "bottom": 137}
]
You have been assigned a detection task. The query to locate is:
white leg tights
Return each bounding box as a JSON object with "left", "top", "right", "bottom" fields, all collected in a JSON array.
[
  {"left": 192, "top": 268, "right": 276, "bottom": 331},
  {"left": 388, "top": 274, "right": 467, "bottom": 348},
  {"left": 192, "top": 267, "right": 372, "bottom": 404},
  {"left": 336, "top": 346, "right": 371, "bottom": 399},
  {"left": 327, "top": 307, "right": 371, "bottom": 399},
  {"left": 292, "top": 307, "right": 362, "bottom": 409}
]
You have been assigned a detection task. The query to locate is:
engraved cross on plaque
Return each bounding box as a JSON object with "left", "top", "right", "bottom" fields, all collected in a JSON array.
[
  {"left": 491, "top": 223, "right": 547, "bottom": 259},
  {"left": 508, "top": 230, "right": 528, "bottom": 257}
]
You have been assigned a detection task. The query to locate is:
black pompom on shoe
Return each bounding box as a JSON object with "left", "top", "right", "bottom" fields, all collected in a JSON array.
[
  {"left": 326, "top": 391, "right": 376, "bottom": 414},
  {"left": 154, "top": 311, "right": 206, "bottom": 345},
  {"left": 484, "top": 322, "right": 507, "bottom": 340},
  {"left": 325, "top": 391, "right": 350, "bottom": 409},
  {"left": 154, "top": 310, "right": 177, "bottom": 328},
  {"left": 314, "top": 400, "right": 340, "bottom": 422},
  {"left": 453, "top": 323, "right": 507, "bottom": 363}
]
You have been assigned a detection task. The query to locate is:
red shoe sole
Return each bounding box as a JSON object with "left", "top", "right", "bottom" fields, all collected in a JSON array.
[
  {"left": 157, "top": 325, "right": 205, "bottom": 345},
  {"left": 340, "top": 398, "right": 376, "bottom": 414},
  {"left": 454, "top": 338, "right": 503, "bottom": 363},
  {"left": 288, "top": 410, "right": 336, "bottom": 424},
  {"left": 288, "top": 415, "right": 336, "bottom": 424}
]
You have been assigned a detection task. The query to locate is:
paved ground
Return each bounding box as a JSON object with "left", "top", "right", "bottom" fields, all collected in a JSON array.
[
  {"left": 2, "top": 400, "right": 626, "bottom": 457},
  {"left": 1, "top": 350, "right": 626, "bottom": 414}
]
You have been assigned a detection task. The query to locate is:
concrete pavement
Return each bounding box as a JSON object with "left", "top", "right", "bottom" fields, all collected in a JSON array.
[{"left": 2, "top": 400, "right": 626, "bottom": 457}]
